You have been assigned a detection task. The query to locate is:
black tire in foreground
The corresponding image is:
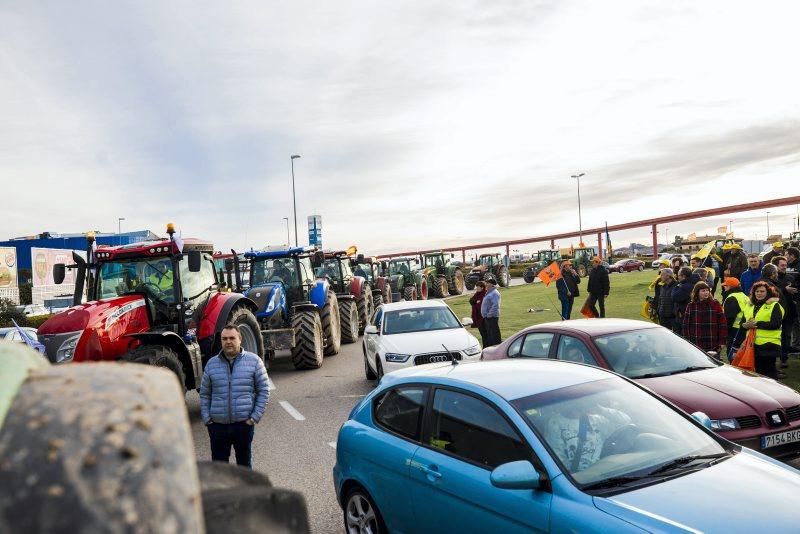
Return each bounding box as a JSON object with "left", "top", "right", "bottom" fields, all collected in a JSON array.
[
  {"left": 227, "top": 305, "right": 265, "bottom": 360},
  {"left": 120, "top": 343, "right": 186, "bottom": 389},
  {"left": 0, "top": 364, "right": 204, "bottom": 533},
  {"left": 403, "top": 286, "right": 417, "bottom": 300},
  {"left": 447, "top": 269, "right": 465, "bottom": 295},
  {"left": 320, "top": 290, "right": 341, "bottom": 356},
  {"left": 290, "top": 311, "right": 324, "bottom": 370},
  {"left": 340, "top": 299, "right": 359, "bottom": 344},
  {"left": 356, "top": 286, "right": 374, "bottom": 336}
]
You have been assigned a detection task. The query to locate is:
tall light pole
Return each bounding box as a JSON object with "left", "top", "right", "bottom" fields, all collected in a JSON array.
[
  {"left": 118, "top": 217, "right": 125, "bottom": 245},
  {"left": 282, "top": 217, "right": 290, "bottom": 246},
  {"left": 664, "top": 226, "right": 669, "bottom": 248},
  {"left": 571, "top": 173, "right": 585, "bottom": 245},
  {"left": 729, "top": 219, "right": 733, "bottom": 236},
  {"left": 290, "top": 155, "right": 301, "bottom": 246},
  {"left": 766, "top": 211, "right": 771, "bottom": 239}
]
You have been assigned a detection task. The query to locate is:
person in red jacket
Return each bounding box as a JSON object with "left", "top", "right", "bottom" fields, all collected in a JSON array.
[
  {"left": 682, "top": 281, "right": 728, "bottom": 355},
  {"left": 469, "top": 281, "right": 487, "bottom": 344}
]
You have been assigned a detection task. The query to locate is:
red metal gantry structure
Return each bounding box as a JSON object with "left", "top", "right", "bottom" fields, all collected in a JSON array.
[{"left": 378, "top": 196, "right": 800, "bottom": 262}]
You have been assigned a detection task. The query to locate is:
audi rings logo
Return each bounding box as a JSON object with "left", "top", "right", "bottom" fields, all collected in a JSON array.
[{"left": 429, "top": 355, "right": 449, "bottom": 363}]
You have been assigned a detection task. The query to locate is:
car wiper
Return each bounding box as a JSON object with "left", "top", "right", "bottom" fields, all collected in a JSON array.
[
  {"left": 667, "top": 365, "right": 715, "bottom": 375},
  {"left": 628, "top": 371, "right": 672, "bottom": 379},
  {"left": 646, "top": 453, "right": 729, "bottom": 476},
  {"left": 581, "top": 475, "right": 647, "bottom": 491}
]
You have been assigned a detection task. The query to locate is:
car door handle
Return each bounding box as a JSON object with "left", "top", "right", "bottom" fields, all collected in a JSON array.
[{"left": 420, "top": 464, "right": 442, "bottom": 479}]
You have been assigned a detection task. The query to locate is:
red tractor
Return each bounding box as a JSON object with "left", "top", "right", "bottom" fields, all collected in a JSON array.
[
  {"left": 351, "top": 254, "right": 392, "bottom": 306},
  {"left": 36, "top": 224, "right": 264, "bottom": 390},
  {"left": 312, "top": 250, "right": 373, "bottom": 339}
]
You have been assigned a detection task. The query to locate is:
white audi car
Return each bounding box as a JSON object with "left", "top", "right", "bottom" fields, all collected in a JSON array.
[{"left": 362, "top": 300, "right": 482, "bottom": 381}]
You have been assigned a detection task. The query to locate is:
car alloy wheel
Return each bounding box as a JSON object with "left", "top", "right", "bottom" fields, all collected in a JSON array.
[{"left": 345, "top": 489, "right": 383, "bottom": 534}]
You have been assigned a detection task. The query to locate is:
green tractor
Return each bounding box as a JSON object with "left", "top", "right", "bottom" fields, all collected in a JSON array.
[
  {"left": 421, "top": 252, "right": 465, "bottom": 298},
  {"left": 523, "top": 249, "right": 562, "bottom": 283},
  {"left": 466, "top": 254, "right": 510, "bottom": 289},
  {"left": 386, "top": 257, "right": 428, "bottom": 301},
  {"left": 566, "top": 246, "right": 598, "bottom": 277}
]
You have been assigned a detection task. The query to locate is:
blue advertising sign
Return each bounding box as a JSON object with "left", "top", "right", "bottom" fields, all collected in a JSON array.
[{"left": 308, "top": 215, "right": 322, "bottom": 247}]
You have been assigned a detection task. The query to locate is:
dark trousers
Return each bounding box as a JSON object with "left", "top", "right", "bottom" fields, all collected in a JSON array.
[
  {"left": 658, "top": 316, "right": 675, "bottom": 332},
  {"left": 477, "top": 322, "right": 487, "bottom": 345},
  {"left": 781, "top": 319, "right": 792, "bottom": 363},
  {"left": 590, "top": 294, "right": 606, "bottom": 318},
  {"left": 559, "top": 295, "right": 574, "bottom": 320},
  {"left": 755, "top": 345, "right": 779, "bottom": 379},
  {"left": 484, "top": 317, "right": 501, "bottom": 347},
  {"left": 208, "top": 421, "right": 255, "bottom": 469}
]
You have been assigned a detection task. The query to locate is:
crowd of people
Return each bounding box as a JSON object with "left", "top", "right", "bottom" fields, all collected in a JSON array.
[{"left": 651, "top": 242, "right": 800, "bottom": 378}]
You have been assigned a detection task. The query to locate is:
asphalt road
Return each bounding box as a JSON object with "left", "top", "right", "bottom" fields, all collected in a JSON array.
[{"left": 187, "top": 342, "right": 374, "bottom": 534}]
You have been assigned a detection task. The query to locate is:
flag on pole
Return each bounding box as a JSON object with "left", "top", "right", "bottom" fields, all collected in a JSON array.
[
  {"left": 536, "top": 261, "right": 562, "bottom": 286},
  {"left": 605, "top": 221, "right": 613, "bottom": 260}
]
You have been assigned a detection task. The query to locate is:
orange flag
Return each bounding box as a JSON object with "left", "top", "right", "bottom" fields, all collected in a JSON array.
[{"left": 536, "top": 261, "right": 562, "bottom": 286}]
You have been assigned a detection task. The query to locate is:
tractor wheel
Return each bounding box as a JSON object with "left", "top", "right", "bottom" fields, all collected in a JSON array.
[
  {"left": 321, "top": 290, "right": 341, "bottom": 356},
  {"left": 227, "top": 305, "right": 265, "bottom": 360},
  {"left": 382, "top": 284, "right": 392, "bottom": 304},
  {"left": 372, "top": 292, "right": 384, "bottom": 307},
  {"left": 523, "top": 268, "right": 536, "bottom": 284},
  {"left": 356, "top": 285, "right": 374, "bottom": 336},
  {"left": 291, "top": 310, "right": 324, "bottom": 369},
  {"left": 120, "top": 344, "right": 186, "bottom": 390},
  {"left": 447, "top": 270, "right": 465, "bottom": 295},
  {"left": 497, "top": 266, "right": 510, "bottom": 287},
  {"left": 403, "top": 286, "right": 417, "bottom": 301},
  {"left": 340, "top": 300, "right": 359, "bottom": 344},
  {"left": 577, "top": 264, "right": 588, "bottom": 277},
  {"left": 465, "top": 278, "right": 475, "bottom": 291},
  {"left": 418, "top": 278, "right": 428, "bottom": 300},
  {"left": 0, "top": 363, "right": 204, "bottom": 533}
]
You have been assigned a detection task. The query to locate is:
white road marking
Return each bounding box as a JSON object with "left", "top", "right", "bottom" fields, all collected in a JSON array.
[
  {"left": 337, "top": 394, "right": 365, "bottom": 398},
  {"left": 279, "top": 401, "right": 306, "bottom": 421},
  {"left": 267, "top": 377, "right": 276, "bottom": 391},
  {"left": 328, "top": 442, "right": 337, "bottom": 449}
]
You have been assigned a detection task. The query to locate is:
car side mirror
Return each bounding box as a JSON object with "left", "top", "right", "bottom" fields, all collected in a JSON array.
[
  {"left": 461, "top": 317, "right": 473, "bottom": 327},
  {"left": 364, "top": 325, "right": 378, "bottom": 335},
  {"left": 691, "top": 411, "right": 713, "bottom": 430},
  {"left": 53, "top": 263, "right": 66, "bottom": 285},
  {"left": 187, "top": 250, "right": 202, "bottom": 272},
  {"left": 490, "top": 461, "right": 544, "bottom": 490}
]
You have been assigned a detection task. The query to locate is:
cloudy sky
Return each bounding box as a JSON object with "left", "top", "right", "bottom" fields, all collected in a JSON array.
[{"left": 2, "top": 1, "right": 799, "bottom": 256}]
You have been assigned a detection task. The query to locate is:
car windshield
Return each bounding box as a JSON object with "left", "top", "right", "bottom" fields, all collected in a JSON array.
[
  {"left": 251, "top": 258, "right": 298, "bottom": 287},
  {"left": 97, "top": 257, "right": 175, "bottom": 303},
  {"left": 512, "top": 377, "right": 726, "bottom": 491},
  {"left": 389, "top": 261, "right": 413, "bottom": 277},
  {"left": 594, "top": 327, "right": 720, "bottom": 379},
  {"left": 383, "top": 307, "right": 461, "bottom": 334}
]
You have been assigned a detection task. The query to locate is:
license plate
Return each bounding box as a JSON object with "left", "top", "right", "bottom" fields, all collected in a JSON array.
[{"left": 761, "top": 429, "right": 800, "bottom": 449}]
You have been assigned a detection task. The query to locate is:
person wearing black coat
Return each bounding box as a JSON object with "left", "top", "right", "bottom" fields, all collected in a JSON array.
[
  {"left": 671, "top": 266, "right": 696, "bottom": 336},
  {"left": 556, "top": 261, "right": 581, "bottom": 320},
  {"left": 587, "top": 256, "right": 610, "bottom": 318},
  {"left": 654, "top": 268, "right": 677, "bottom": 332}
]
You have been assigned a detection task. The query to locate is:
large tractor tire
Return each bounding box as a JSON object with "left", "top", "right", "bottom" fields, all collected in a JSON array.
[
  {"left": 523, "top": 267, "right": 536, "bottom": 284},
  {"left": 198, "top": 462, "right": 310, "bottom": 533},
  {"left": 403, "top": 286, "right": 417, "bottom": 300},
  {"left": 465, "top": 278, "right": 476, "bottom": 291},
  {"left": 356, "top": 286, "right": 374, "bottom": 336},
  {"left": 290, "top": 311, "right": 324, "bottom": 370},
  {"left": 497, "top": 266, "right": 510, "bottom": 287},
  {"left": 321, "top": 290, "right": 341, "bottom": 356},
  {"left": 372, "top": 292, "right": 384, "bottom": 307},
  {"left": 431, "top": 277, "right": 448, "bottom": 298},
  {"left": 0, "top": 363, "right": 204, "bottom": 533},
  {"left": 447, "top": 269, "right": 465, "bottom": 295},
  {"left": 120, "top": 344, "right": 186, "bottom": 389},
  {"left": 227, "top": 305, "right": 265, "bottom": 360},
  {"left": 340, "top": 300, "right": 359, "bottom": 344},
  {"left": 382, "top": 284, "right": 392, "bottom": 304},
  {"left": 577, "top": 264, "right": 588, "bottom": 277},
  {"left": 418, "top": 278, "right": 428, "bottom": 300}
]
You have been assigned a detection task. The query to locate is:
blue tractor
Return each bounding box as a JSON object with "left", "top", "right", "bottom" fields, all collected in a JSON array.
[{"left": 243, "top": 247, "right": 342, "bottom": 370}]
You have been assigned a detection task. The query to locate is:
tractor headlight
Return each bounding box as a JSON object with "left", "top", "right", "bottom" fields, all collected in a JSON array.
[
  {"left": 56, "top": 332, "right": 82, "bottom": 363},
  {"left": 384, "top": 353, "right": 411, "bottom": 363},
  {"left": 463, "top": 344, "right": 481, "bottom": 357},
  {"left": 265, "top": 290, "right": 279, "bottom": 313}
]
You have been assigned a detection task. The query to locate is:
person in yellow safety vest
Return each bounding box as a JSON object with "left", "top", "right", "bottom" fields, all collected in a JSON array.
[
  {"left": 741, "top": 280, "right": 784, "bottom": 379},
  {"left": 721, "top": 277, "right": 749, "bottom": 362},
  {"left": 147, "top": 262, "right": 174, "bottom": 297}
]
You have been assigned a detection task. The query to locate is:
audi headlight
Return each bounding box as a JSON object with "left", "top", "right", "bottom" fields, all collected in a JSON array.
[
  {"left": 463, "top": 344, "right": 481, "bottom": 357},
  {"left": 708, "top": 418, "right": 740, "bottom": 432},
  {"left": 384, "top": 353, "right": 411, "bottom": 363},
  {"left": 265, "top": 290, "right": 279, "bottom": 313},
  {"left": 56, "top": 332, "right": 82, "bottom": 363}
]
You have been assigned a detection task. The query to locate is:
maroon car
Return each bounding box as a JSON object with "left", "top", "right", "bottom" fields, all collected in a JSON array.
[
  {"left": 482, "top": 318, "right": 800, "bottom": 465},
  {"left": 609, "top": 259, "right": 645, "bottom": 273}
]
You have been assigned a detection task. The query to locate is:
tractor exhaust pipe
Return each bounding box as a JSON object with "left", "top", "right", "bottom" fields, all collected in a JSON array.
[{"left": 231, "top": 249, "right": 242, "bottom": 292}]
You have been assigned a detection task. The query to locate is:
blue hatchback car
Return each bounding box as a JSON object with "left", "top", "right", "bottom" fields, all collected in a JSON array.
[{"left": 333, "top": 359, "right": 799, "bottom": 533}]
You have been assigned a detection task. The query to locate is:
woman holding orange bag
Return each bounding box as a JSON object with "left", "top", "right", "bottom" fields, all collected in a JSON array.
[
  {"left": 681, "top": 281, "right": 727, "bottom": 355},
  {"left": 741, "top": 281, "right": 784, "bottom": 379}
]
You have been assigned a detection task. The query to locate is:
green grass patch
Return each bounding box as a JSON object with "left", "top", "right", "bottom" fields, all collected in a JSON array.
[{"left": 448, "top": 270, "right": 800, "bottom": 392}]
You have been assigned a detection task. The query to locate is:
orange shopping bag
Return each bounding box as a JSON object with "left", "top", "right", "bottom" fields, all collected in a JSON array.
[
  {"left": 732, "top": 329, "right": 756, "bottom": 372},
  {"left": 580, "top": 296, "right": 598, "bottom": 319}
]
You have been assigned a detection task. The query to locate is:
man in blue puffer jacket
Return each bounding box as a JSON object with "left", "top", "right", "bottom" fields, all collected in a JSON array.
[{"left": 200, "top": 324, "right": 269, "bottom": 469}]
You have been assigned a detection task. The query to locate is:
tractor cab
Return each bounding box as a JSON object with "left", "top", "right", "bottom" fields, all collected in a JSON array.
[
  {"left": 314, "top": 252, "right": 356, "bottom": 295},
  {"left": 388, "top": 258, "right": 417, "bottom": 277},
  {"left": 245, "top": 247, "right": 318, "bottom": 327},
  {"left": 475, "top": 254, "right": 499, "bottom": 267}
]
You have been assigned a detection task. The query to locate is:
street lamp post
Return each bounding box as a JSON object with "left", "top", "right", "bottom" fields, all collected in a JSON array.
[
  {"left": 766, "top": 211, "right": 771, "bottom": 239},
  {"left": 282, "top": 217, "right": 290, "bottom": 246},
  {"left": 291, "top": 154, "right": 301, "bottom": 246},
  {"left": 665, "top": 227, "right": 669, "bottom": 248},
  {"left": 571, "top": 173, "right": 585, "bottom": 246},
  {"left": 118, "top": 217, "right": 125, "bottom": 245}
]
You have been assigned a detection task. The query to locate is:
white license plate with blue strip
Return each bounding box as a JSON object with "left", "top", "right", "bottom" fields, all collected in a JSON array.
[{"left": 761, "top": 429, "right": 800, "bottom": 449}]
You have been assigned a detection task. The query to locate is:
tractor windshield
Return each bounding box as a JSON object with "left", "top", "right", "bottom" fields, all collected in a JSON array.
[
  {"left": 478, "top": 256, "right": 496, "bottom": 266},
  {"left": 388, "top": 261, "right": 413, "bottom": 277},
  {"left": 250, "top": 258, "right": 299, "bottom": 288},
  {"left": 97, "top": 257, "right": 175, "bottom": 303},
  {"left": 317, "top": 259, "right": 343, "bottom": 283},
  {"left": 424, "top": 255, "right": 445, "bottom": 269},
  {"left": 353, "top": 263, "right": 374, "bottom": 283}
]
